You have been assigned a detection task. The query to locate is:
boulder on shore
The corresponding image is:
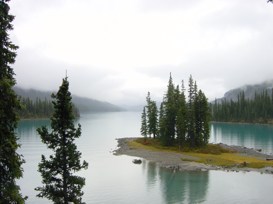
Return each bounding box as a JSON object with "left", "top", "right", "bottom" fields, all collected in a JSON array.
[{"left": 132, "top": 159, "right": 142, "bottom": 164}]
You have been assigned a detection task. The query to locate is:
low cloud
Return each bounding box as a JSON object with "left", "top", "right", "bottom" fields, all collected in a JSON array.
[{"left": 9, "top": 0, "right": 273, "bottom": 106}]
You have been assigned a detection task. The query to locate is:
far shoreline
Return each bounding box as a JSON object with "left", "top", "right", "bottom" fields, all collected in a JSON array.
[
  {"left": 19, "top": 117, "right": 50, "bottom": 121},
  {"left": 211, "top": 120, "right": 273, "bottom": 126},
  {"left": 114, "top": 137, "right": 273, "bottom": 174}
]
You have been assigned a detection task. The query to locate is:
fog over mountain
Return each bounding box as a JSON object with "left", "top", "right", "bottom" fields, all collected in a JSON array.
[
  {"left": 214, "top": 80, "right": 273, "bottom": 102},
  {"left": 14, "top": 87, "right": 124, "bottom": 113},
  {"left": 9, "top": 1, "right": 273, "bottom": 105}
]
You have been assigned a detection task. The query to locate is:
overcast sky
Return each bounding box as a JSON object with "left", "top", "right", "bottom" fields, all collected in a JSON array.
[{"left": 9, "top": 0, "right": 273, "bottom": 105}]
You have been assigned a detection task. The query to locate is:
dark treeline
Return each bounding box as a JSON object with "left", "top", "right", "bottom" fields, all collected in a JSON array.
[
  {"left": 17, "top": 97, "right": 80, "bottom": 119},
  {"left": 211, "top": 90, "right": 273, "bottom": 124},
  {"left": 141, "top": 74, "right": 210, "bottom": 148}
]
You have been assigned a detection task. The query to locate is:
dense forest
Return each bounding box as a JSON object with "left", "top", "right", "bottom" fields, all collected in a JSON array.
[
  {"left": 211, "top": 90, "right": 273, "bottom": 124},
  {"left": 141, "top": 74, "right": 210, "bottom": 148},
  {"left": 17, "top": 97, "right": 80, "bottom": 119}
]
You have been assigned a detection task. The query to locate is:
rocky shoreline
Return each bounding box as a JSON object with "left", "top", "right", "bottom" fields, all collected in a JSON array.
[{"left": 114, "top": 137, "right": 273, "bottom": 174}]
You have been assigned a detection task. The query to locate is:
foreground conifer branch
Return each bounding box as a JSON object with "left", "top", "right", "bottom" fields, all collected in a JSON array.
[{"left": 0, "top": 0, "right": 26, "bottom": 202}]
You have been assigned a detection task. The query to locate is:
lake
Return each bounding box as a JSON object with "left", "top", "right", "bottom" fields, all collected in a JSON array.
[{"left": 17, "top": 112, "right": 273, "bottom": 204}]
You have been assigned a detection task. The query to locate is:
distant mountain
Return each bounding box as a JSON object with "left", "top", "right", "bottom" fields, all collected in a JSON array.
[
  {"left": 215, "top": 80, "right": 273, "bottom": 102},
  {"left": 72, "top": 96, "right": 124, "bottom": 113},
  {"left": 14, "top": 86, "right": 124, "bottom": 113}
]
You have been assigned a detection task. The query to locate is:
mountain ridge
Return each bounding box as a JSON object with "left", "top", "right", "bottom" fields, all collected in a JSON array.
[
  {"left": 14, "top": 86, "right": 124, "bottom": 113},
  {"left": 215, "top": 80, "right": 273, "bottom": 102}
]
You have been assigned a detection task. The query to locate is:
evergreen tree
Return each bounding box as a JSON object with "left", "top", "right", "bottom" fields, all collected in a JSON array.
[
  {"left": 187, "top": 75, "right": 196, "bottom": 147},
  {"left": 194, "top": 90, "right": 210, "bottom": 146},
  {"left": 161, "top": 74, "right": 176, "bottom": 146},
  {"left": 140, "top": 107, "right": 148, "bottom": 138},
  {"left": 36, "top": 77, "right": 88, "bottom": 204},
  {"left": 158, "top": 101, "right": 167, "bottom": 140},
  {"left": 145, "top": 92, "right": 158, "bottom": 138},
  {"left": 0, "top": 0, "right": 26, "bottom": 202},
  {"left": 146, "top": 92, "right": 152, "bottom": 137},
  {"left": 149, "top": 101, "right": 158, "bottom": 138},
  {"left": 176, "top": 81, "right": 187, "bottom": 149}
]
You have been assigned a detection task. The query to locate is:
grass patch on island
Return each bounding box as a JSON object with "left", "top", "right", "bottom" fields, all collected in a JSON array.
[
  {"left": 129, "top": 138, "right": 273, "bottom": 169},
  {"left": 183, "top": 152, "right": 273, "bottom": 169}
]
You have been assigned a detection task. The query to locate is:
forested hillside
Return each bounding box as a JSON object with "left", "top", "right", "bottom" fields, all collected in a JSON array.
[
  {"left": 211, "top": 88, "right": 273, "bottom": 124},
  {"left": 17, "top": 97, "right": 79, "bottom": 119},
  {"left": 14, "top": 86, "right": 123, "bottom": 118},
  {"left": 216, "top": 80, "right": 273, "bottom": 102}
]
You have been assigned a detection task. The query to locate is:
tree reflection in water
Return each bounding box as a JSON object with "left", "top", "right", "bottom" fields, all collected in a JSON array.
[{"left": 143, "top": 160, "right": 209, "bottom": 204}]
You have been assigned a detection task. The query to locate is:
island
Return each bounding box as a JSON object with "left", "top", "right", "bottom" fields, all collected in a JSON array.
[
  {"left": 113, "top": 75, "right": 273, "bottom": 174},
  {"left": 114, "top": 138, "right": 273, "bottom": 174}
]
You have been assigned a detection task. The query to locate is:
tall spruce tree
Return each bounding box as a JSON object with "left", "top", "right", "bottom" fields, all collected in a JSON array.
[
  {"left": 149, "top": 101, "right": 158, "bottom": 138},
  {"left": 145, "top": 92, "right": 158, "bottom": 138},
  {"left": 187, "top": 75, "right": 196, "bottom": 147},
  {"left": 158, "top": 101, "right": 166, "bottom": 140},
  {"left": 176, "top": 81, "right": 187, "bottom": 149},
  {"left": 140, "top": 107, "right": 148, "bottom": 139},
  {"left": 194, "top": 90, "right": 210, "bottom": 146},
  {"left": 146, "top": 92, "right": 152, "bottom": 137},
  {"left": 36, "top": 77, "right": 88, "bottom": 204},
  {"left": 161, "top": 74, "right": 176, "bottom": 146},
  {"left": 0, "top": 0, "right": 26, "bottom": 203}
]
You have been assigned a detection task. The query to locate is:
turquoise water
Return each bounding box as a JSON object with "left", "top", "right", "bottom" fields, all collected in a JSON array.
[
  {"left": 210, "top": 122, "right": 273, "bottom": 154},
  {"left": 17, "top": 112, "right": 273, "bottom": 203}
]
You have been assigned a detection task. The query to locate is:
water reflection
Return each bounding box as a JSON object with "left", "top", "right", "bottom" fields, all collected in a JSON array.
[
  {"left": 210, "top": 123, "right": 273, "bottom": 154},
  {"left": 142, "top": 160, "right": 158, "bottom": 188},
  {"left": 143, "top": 161, "right": 209, "bottom": 204},
  {"left": 17, "top": 119, "right": 50, "bottom": 140}
]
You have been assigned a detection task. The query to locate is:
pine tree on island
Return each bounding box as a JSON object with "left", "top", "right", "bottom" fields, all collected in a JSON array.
[
  {"left": 140, "top": 74, "right": 210, "bottom": 149},
  {"left": 140, "top": 107, "right": 148, "bottom": 140},
  {"left": 160, "top": 74, "right": 177, "bottom": 146},
  {"left": 194, "top": 90, "right": 210, "bottom": 146},
  {"left": 145, "top": 92, "right": 158, "bottom": 138},
  {"left": 36, "top": 77, "right": 88, "bottom": 204},
  {"left": 187, "top": 75, "right": 196, "bottom": 147},
  {"left": 176, "top": 80, "right": 187, "bottom": 150},
  {"left": 0, "top": 0, "right": 26, "bottom": 202}
]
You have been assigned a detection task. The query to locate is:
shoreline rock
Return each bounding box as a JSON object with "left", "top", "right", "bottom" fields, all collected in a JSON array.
[{"left": 113, "top": 137, "right": 273, "bottom": 174}]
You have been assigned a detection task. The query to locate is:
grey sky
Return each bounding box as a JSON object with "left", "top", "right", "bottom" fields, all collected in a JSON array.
[{"left": 9, "top": 0, "right": 273, "bottom": 105}]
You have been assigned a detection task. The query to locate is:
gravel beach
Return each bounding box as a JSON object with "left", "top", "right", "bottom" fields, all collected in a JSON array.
[{"left": 114, "top": 138, "right": 273, "bottom": 174}]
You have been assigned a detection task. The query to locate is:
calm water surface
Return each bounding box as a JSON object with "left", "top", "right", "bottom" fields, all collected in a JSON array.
[
  {"left": 210, "top": 122, "right": 273, "bottom": 154},
  {"left": 17, "top": 112, "right": 273, "bottom": 204}
]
